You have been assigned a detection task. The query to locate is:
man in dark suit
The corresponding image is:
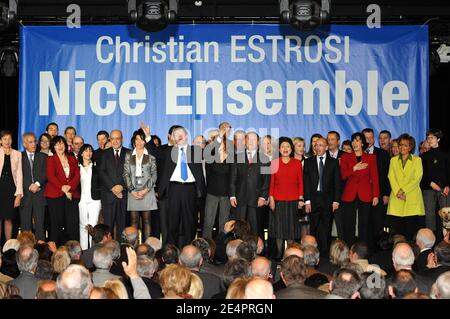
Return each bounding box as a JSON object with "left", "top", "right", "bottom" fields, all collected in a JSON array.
[
  {"left": 304, "top": 137, "right": 341, "bottom": 256},
  {"left": 144, "top": 125, "right": 206, "bottom": 248},
  {"left": 93, "top": 130, "right": 109, "bottom": 165},
  {"left": 19, "top": 132, "right": 48, "bottom": 241},
  {"left": 276, "top": 255, "right": 328, "bottom": 299},
  {"left": 229, "top": 132, "right": 270, "bottom": 238},
  {"left": 326, "top": 131, "right": 345, "bottom": 241},
  {"left": 362, "top": 128, "right": 391, "bottom": 249},
  {"left": 99, "top": 129, "right": 130, "bottom": 240},
  {"left": 413, "top": 228, "right": 435, "bottom": 273}
]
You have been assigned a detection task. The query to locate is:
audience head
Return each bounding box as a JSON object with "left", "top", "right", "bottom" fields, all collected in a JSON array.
[
  {"left": 93, "top": 246, "right": 114, "bottom": 270},
  {"left": 375, "top": 231, "right": 394, "bottom": 251},
  {"left": 161, "top": 244, "right": 180, "bottom": 265},
  {"left": 245, "top": 278, "right": 275, "bottom": 299},
  {"left": 388, "top": 269, "right": 418, "bottom": 299},
  {"left": 56, "top": 264, "right": 93, "bottom": 299},
  {"left": 16, "top": 244, "right": 39, "bottom": 274},
  {"left": 17, "top": 231, "right": 36, "bottom": 247},
  {"left": 236, "top": 241, "right": 256, "bottom": 262},
  {"left": 280, "top": 255, "right": 307, "bottom": 286},
  {"left": 179, "top": 245, "right": 203, "bottom": 270},
  {"left": 145, "top": 236, "right": 162, "bottom": 252},
  {"left": 226, "top": 277, "right": 250, "bottom": 299},
  {"left": 103, "top": 279, "right": 128, "bottom": 299},
  {"left": 392, "top": 243, "right": 415, "bottom": 271},
  {"left": 90, "top": 224, "right": 111, "bottom": 244},
  {"left": 226, "top": 239, "right": 243, "bottom": 261},
  {"left": 36, "top": 280, "right": 57, "bottom": 299},
  {"left": 103, "top": 240, "right": 120, "bottom": 261},
  {"left": 403, "top": 292, "right": 431, "bottom": 299},
  {"left": 415, "top": 228, "right": 436, "bottom": 251},
  {"left": 136, "top": 244, "right": 155, "bottom": 258},
  {"left": 35, "top": 260, "right": 54, "bottom": 280},
  {"left": 192, "top": 238, "right": 211, "bottom": 263},
  {"left": 303, "top": 245, "right": 320, "bottom": 268},
  {"left": 89, "top": 287, "right": 119, "bottom": 299},
  {"left": 121, "top": 227, "right": 139, "bottom": 247},
  {"left": 0, "top": 282, "right": 20, "bottom": 299},
  {"left": 65, "top": 240, "right": 82, "bottom": 261},
  {"left": 330, "top": 268, "right": 361, "bottom": 299},
  {"left": 251, "top": 256, "right": 272, "bottom": 280},
  {"left": 223, "top": 258, "right": 252, "bottom": 288},
  {"left": 137, "top": 255, "right": 158, "bottom": 279},
  {"left": 433, "top": 241, "right": 450, "bottom": 266},
  {"left": 359, "top": 271, "right": 387, "bottom": 299},
  {"left": 434, "top": 271, "right": 450, "bottom": 299},
  {"left": 51, "top": 247, "right": 71, "bottom": 274},
  {"left": 283, "top": 244, "right": 304, "bottom": 259},
  {"left": 188, "top": 272, "right": 204, "bottom": 299},
  {"left": 159, "top": 264, "right": 192, "bottom": 298},
  {"left": 350, "top": 242, "right": 370, "bottom": 262},
  {"left": 301, "top": 235, "right": 318, "bottom": 248}
]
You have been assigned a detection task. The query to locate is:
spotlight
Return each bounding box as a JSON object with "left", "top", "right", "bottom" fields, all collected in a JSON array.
[
  {"left": 0, "top": 47, "right": 19, "bottom": 77},
  {"left": 0, "top": 0, "right": 18, "bottom": 31},
  {"left": 280, "top": 0, "right": 330, "bottom": 31},
  {"left": 128, "top": 0, "right": 177, "bottom": 32}
]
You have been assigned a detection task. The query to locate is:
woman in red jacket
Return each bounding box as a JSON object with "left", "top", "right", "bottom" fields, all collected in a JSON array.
[
  {"left": 340, "top": 132, "right": 379, "bottom": 247},
  {"left": 44, "top": 135, "right": 80, "bottom": 245}
]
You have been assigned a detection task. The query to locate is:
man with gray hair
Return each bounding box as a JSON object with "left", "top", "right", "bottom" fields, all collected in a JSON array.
[
  {"left": 433, "top": 271, "right": 450, "bottom": 299},
  {"left": 179, "top": 245, "right": 223, "bottom": 299},
  {"left": 111, "top": 227, "right": 139, "bottom": 277},
  {"left": 301, "top": 235, "right": 318, "bottom": 248},
  {"left": 92, "top": 246, "right": 121, "bottom": 287},
  {"left": 414, "top": 228, "right": 436, "bottom": 273},
  {"left": 56, "top": 264, "right": 93, "bottom": 299},
  {"left": 251, "top": 256, "right": 272, "bottom": 280},
  {"left": 226, "top": 239, "right": 243, "bottom": 261},
  {"left": 11, "top": 245, "right": 40, "bottom": 299},
  {"left": 137, "top": 255, "right": 162, "bottom": 298},
  {"left": 65, "top": 240, "right": 82, "bottom": 262}
]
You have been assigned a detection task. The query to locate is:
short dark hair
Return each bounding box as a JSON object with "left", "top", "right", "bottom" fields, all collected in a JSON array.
[
  {"left": 389, "top": 269, "right": 417, "bottom": 298},
  {"left": 362, "top": 128, "right": 374, "bottom": 135},
  {"left": 426, "top": 128, "right": 443, "bottom": 140},
  {"left": 278, "top": 136, "right": 295, "bottom": 158},
  {"left": 35, "top": 260, "right": 54, "bottom": 280},
  {"left": 191, "top": 238, "right": 210, "bottom": 262},
  {"left": 152, "top": 135, "right": 162, "bottom": 147},
  {"left": 90, "top": 224, "right": 111, "bottom": 244},
  {"left": 131, "top": 129, "right": 146, "bottom": 148},
  {"left": 78, "top": 144, "right": 94, "bottom": 166},
  {"left": 379, "top": 130, "right": 392, "bottom": 138},
  {"left": 97, "top": 130, "right": 109, "bottom": 139},
  {"left": 350, "top": 242, "right": 370, "bottom": 260},
  {"left": 34, "top": 243, "right": 53, "bottom": 262},
  {"left": 236, "top": 241, "right": 256, "bottom": 262},
  {"left": 327, "top": 131, "right": 341, "bottom": 140},
  {"left": 0, "top": 130, "right": 13, "bottom": 140},
  {"left": 50, "top": 136, "right": 68, "bottom": 154},
  {"left": 161, "top": 244, "right": 179, "bottom": 265},
  {"left": 341, "top": 140, "right": 352, "bottom": 150},
  {"left": 223, "top": 258, "right": 251, "bottom": 287},
  {"left": 351, "top": 132, "right": 368, "bottom": 151},
  {"left": 359, "top": 271, "right": 386, "bottom": 299},
  {"left": 398, "top": 133, "right": 416, "bottom": 154},
  {"left": 281, "top": 255, "right": 307, "bottom": 285},
  {"left": 331, "top": 268, "right": 362, "bottom": 298},
  {"left": 64, "top": 126, "right": 77, "bottom": 135},
  {"left": 434, "top": 241, "right": 450, "bottom": 265},
  {"left": 46, "top": 122, "right": 58, "bottom": 131}
]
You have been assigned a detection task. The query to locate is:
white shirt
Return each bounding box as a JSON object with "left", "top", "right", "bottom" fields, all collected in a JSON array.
[
  {"left": 170, "top": 145, "right": 195, "bottom": 183},
  {"left": 79, "top": 163, "right": 94, "bottom": 202},
  {"left": 247, "top": 149, "right": 257, "bottom": 162},
  {"left": 329, "top": 149, "right": 339, "bottom": 159},
  {"left": 366, "top": 145, "right": 375, "bottom": 154},
  {"left": 113, "top": 147, "right": 122, "bottom": 158},
  {"left": 26, "top": 151, "right": 40, "bottom": 186},
  {"left": 132, "top": 148, "right": 148, "bottom": 177}
]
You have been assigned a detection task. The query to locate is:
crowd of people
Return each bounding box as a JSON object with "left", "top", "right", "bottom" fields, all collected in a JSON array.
[{"left": 0, "top": 121, "right": 449, "bottom": 299}]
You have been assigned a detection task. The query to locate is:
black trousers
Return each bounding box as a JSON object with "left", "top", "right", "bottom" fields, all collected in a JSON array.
[
  {"left": 309, "top": 192, "right": 333, "bottom": 256},
  {"left": 342, "top": 198, "right": 371, "bottom": 247},
  {"left": 19, "top": 201, "right": 46, "bottom": 241},
  {"left": 167, "top": 183, "right": 197, "bottom": 249},
  {"left": 369, "top": 200, "right": 388, "bottom": 250},
  {"left": 47, "top": 196, "right": 80, "bottom": 246},
  {"left": 235, "top": 204, "right": 264, "bottom": 239},
  {"left": 150, "top": 208, "right": 161, "bottom": 240},
  {"left": 102, "top": 196, "right": 127, "bottom": 240},
  {"left": 158, "top": 197, "right": 169, "bottom": 245},
  {"left": 388, "top": 215, "right": 424, "bottom": 241}
]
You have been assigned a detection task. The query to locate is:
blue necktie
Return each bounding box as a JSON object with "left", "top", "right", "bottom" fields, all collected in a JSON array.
[
  {"left": 319, "top": 156, "right": 324, "bottom": 192},
  {"left": 180, "top": 147, "right": 188, "bottom": 181}
]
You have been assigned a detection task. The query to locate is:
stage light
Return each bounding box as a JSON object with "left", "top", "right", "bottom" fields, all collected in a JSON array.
[
  {"left": 0, "top": 0, "right": 18, "bottom": 31},
  {"left": 127, "top": 0, "right": 177, "bottom": 32},
  {"left": 280, "top": 0, "right": 331, "bottom": 31},
  {"left": 0, "top": 47, "right": 18, "bottom": 77}
]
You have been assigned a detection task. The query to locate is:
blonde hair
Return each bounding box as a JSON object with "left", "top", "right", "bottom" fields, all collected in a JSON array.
[
  {"left": 188, "top": 273, "right": 204, "bottom": 299},
  {"left": 159, "top": 264, "right": 192, "bottom": 298},
  {"left": 103, "top": 279, "right": 129, "bottom": 299},
  {"left": 329, "top": 240, "right": 350, "bottom": 267},
  {"left": 51, "top": 247, "right": 71, "bottom": 274},
  {"left": 226, "top": 277, "right": 250, "bottom": 299}
]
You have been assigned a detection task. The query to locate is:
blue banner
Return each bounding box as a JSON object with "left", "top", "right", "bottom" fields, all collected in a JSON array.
[{"left": 19, "top": 24, "right": 428, "bottom": 148}]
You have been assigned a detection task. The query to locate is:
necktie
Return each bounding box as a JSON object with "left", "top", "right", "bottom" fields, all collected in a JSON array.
[
  {"left": 319, "top": 156, "right": 324, "bottom": 192},
  {"left": 248, "top": 151, "right": 253, "bottom": 164},
  {"left": 180, "top": 147, "right": 188, "bottom": 181},
  {"left": 114, "top": 149, "right": 119, "bottom": 164},
  {"left": 29, "top": 153, "right": 35, "bottom": 182}
]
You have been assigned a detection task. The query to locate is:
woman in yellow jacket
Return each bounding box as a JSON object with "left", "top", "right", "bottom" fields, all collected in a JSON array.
[{"left": 387, "top": 133, "right": 425, "bottom": 240}]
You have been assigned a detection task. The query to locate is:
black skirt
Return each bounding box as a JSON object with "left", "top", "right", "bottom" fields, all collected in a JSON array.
[
  {"left": 0, "top": 155, "right": 16, "bottom": 219},
  {"left": 269, "top": 200, "right": 301, "bottom": 240}
]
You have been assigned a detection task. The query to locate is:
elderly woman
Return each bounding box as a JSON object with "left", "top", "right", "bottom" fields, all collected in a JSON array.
[
  {"left": 387, "top": 133, "right": 425, "bottom": 240},
  {"left": 123, "top": 129, "right": 157, "bottom": 240},
  {"left": 0, "top": 130, "right": 23, "bottom": 241}
]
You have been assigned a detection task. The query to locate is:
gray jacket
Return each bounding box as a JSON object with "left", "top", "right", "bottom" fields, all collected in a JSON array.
[
  {"left": 123, "top": 151, "right": 157, "bottom": 192},
  {"left": 10, "top": 271, "right": 40, "bottom": 299}
]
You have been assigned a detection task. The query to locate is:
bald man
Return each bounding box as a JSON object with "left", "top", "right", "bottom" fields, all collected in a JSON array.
[
  {"left": 245, "top": 278, "right": 275, "bottom": 299},
  {"left": 301, "top": 235, "right": 318, "bottom": 248},
  {"left": 99, "top": 130, "right": 130, "bottom": 239},
  {"left": 251, "top": 257, "right": 272, "bottom": 280},
  {"left": 414, "top": 228, "right": 436, "bottom": 273},
  {"left": 303, "top": 137, "right": 341, "bottom": 256}
]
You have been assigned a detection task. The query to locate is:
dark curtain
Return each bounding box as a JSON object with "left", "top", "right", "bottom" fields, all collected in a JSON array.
[{"left": 0, "top": 76, "right": 19, "bottom": 148}]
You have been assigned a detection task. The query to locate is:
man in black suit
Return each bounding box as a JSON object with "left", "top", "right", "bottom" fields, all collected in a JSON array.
[
  {"left": 327, "top": 131, "right": 345, "bottom": 241},
  {"left": 229, "top": 132, "right": 270, "bottom": 238},
  {"left": 413, "top": 228, "right": 436, "bottom": 273},
  {"left": 19, "top": 132, "right": 48, "bottom": 241},
  {"left": 99, "top": 129, "right": 130, "bottom": 240},
  {"left": 304, "top": 137, "right": 341, "bottom": 256},
  {"left": 362, "top": 128, "right": 391, "bottom": 249},
  {"left": 93, "top": 130, "right": 109, "bottom": 165},
  {"left": 145, "top": 125, "right": 206, "bottom": 248}
]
